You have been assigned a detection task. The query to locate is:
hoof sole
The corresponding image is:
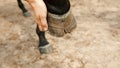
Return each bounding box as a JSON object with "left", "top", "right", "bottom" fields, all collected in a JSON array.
[
  {"left": 39, "top": 44, "right": 53, "bottom": 54},
  {"left": 23, "top": 12, "right": 31, "bottom": 17}
]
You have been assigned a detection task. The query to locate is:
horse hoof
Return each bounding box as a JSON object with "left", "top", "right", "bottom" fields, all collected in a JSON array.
[
  {"left": 39, "top": 44, "right": 53, "bottom": 54},
  {"left": 23, "top": 12, "right": 31, "bottom": 17}
]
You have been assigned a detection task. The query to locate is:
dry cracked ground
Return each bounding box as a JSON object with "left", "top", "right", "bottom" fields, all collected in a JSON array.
[{"left": 0, "top": 0, "right": 120, "bottom": 68}]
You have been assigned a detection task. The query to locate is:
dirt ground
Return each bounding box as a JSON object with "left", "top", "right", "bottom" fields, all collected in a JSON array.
[{"left": 0, "top": 0, "right": 120, "bottom": 68}]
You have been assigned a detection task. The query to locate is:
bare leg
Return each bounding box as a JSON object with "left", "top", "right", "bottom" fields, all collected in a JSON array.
[{"left": 17, "top": 0, "right": 30, "bottom": 17}]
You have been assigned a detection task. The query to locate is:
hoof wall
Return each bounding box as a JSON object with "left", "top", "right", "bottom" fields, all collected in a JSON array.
[
  {"left": 23, "top": 12, "right": 31, "bottom": 17},
  {"left": 48, "top": 28, "right": 65, "bottom": 37},
  {"left": 39, "top": 44, "right": 53, "bottom": 54}
]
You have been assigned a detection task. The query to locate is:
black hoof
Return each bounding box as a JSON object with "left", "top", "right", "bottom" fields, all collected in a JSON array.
[
  {"left": 23, "top": 12, "right": 31, "bottom": 17},
  {"left": 39, "top": 44, "right": 53, "bottom": 54}
]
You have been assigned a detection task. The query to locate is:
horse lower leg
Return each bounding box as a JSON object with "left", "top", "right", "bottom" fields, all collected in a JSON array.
[
  {"left": 36, "top": 25, "right": 52, "bottom": 54},
  {"left": 17, "top": 0, "right": 30, "bottom": 17},
  {"left": 17, "top": 0, "right": 27, "bottom": 13},
  {"left": 36, "top": 25, "right": 49, "bottom": 46}
]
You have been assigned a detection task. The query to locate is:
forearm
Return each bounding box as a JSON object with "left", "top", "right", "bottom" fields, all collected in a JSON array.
[
  {"left": 26, "top": 0, "right": 47, "bottom": 17},
  {"left": 26, "top": 0, "right": 48, "bottom": 31}
]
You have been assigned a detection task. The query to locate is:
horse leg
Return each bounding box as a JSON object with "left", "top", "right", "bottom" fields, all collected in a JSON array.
[
  {"left": 36, "top": 25, "right": 52, "bottom": 54},
  {"left": 17, "top": 0, "right": 30, "bottom": 17}
]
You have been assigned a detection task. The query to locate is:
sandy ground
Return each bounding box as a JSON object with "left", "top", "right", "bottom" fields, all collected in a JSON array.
[{"left": 0, "top": 0, "right": 120, "bottom": 68}]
